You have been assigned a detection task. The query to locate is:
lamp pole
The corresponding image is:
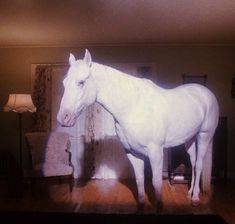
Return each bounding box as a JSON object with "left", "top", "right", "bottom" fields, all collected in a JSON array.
[{"left": 18, "top": 113, "right": 23, "bottom": 169}]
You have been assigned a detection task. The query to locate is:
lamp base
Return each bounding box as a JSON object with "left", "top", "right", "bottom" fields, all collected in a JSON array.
[{"left": 7, "top": 153, "right": 24, "bottom": 198}]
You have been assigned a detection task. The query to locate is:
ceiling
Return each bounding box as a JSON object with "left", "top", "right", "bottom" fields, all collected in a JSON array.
[{"left": 1, "top": 0, "right": 235, "bottom": 47}]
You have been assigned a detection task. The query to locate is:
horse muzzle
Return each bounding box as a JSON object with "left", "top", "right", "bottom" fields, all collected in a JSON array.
[{"left": 57, "top": 110, "right": 76, "bottom": 127}]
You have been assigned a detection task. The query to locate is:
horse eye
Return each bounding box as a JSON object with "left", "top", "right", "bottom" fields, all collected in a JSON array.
[{"left": 77, "top": 80, "right": 85, "bottom": 87}]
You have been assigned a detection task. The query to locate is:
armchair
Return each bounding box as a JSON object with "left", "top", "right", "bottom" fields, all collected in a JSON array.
[{"left": 25, "top": 131, "right": 74, "bottom": 195}]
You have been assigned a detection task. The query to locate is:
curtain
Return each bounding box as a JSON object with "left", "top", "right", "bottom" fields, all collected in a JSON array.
[
  {"left": 32, "top": 65, "right": 53, "bottom": 132},
  {"left": 92, "top": 136, "right": 133, "bottom": 179}
]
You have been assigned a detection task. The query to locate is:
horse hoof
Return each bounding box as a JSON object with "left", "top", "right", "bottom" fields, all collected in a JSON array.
[
  {"left": 187, "top": 193, "right": 192, "bottom": 200},
  {"left": 187, "top": 190, "right": 192, "bottom": 197},
  {"left": 156, "top": 200, "right": 163, "bottom": 211},
  {"left": 191, "top": 199, "right": 200, "bottom": 207},
  {"left": 136, "top": 203, "right": 144, "bottom": 213}
]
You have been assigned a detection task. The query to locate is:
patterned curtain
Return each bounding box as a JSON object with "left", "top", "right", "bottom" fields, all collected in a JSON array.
[
  {"left": 83, "top": 103, "right": 117, "bottom": 179},
  {"left": 32, "top": 65, "right": 53, "bottom": 132}
]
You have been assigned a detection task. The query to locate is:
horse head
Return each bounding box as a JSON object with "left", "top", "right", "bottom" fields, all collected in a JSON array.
[{"left": 57, "top": 49, "right": 97, "bottom": 127}]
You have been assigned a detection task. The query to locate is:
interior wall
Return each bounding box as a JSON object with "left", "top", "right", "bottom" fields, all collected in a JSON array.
[{"left": 0, "top": 45, "right": 235, "bottom": 178}]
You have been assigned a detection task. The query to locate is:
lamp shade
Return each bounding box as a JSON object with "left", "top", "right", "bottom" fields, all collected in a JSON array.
[{"left": 4, "top": 94, "right": 36, "bottom": 113}]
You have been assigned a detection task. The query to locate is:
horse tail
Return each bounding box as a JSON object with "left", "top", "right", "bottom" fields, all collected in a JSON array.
[{"left": 201, "top": 138, "right": 213, "bottom": 194}]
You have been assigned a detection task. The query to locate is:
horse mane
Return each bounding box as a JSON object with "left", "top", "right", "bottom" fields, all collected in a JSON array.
[
  {"left": 91, "top": 62, "right": 163, "bottom": 95},
  {"left": 93, "top": 62, "right": 140, "bottom": 80}
]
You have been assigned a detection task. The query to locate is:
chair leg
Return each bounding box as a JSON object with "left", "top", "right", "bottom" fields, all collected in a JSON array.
[
  {"left": 31, "top": 178, "right": 35, "bottom": 197},
  {"left": 69, "top": 175, "right": 73, "bottom": 192}
]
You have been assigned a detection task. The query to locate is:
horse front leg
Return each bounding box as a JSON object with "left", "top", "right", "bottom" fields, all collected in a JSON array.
[
  {"left": 126, "top": 153, "right": 145, "bottom": 209},
  {"left": 147, "top": 143, "right": 163, "bottom": 209}
]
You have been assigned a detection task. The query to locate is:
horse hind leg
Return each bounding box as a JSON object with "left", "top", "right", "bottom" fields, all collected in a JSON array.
[
  {"left": 201, "top": 139, "right": 213, "bottom": 194},
  {"left": 185, "top": 140, "right": 196, "bottom": 198},
  {"left": 192, "top": 132, "right": 213, "bottom": 206}
]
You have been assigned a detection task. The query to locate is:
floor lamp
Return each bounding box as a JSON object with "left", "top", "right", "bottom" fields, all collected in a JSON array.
[{"left": 4, "top": 94, "right": 36, "bottom": 169}]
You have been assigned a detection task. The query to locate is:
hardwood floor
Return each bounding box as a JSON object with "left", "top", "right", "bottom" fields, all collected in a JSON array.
[{"left": 0, "top": 178, "right": 234, "bottom": 223}]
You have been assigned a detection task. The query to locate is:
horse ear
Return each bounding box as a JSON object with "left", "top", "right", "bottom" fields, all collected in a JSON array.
[
  {"left": 69, "top": 53, "right": 76, "bottom": 65},
  {"left": 84, "top": 49, "right": 92, "bottom": 67}
]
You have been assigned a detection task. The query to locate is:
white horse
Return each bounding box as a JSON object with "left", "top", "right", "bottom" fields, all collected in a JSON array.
[{"left": 57, "top": 49, "right": 219, "bottom": 208}]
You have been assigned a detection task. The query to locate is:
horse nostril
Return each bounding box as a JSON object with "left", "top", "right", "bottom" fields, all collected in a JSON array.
[{"left": 63, "top": 112, "right": 70, "bottom": 122}]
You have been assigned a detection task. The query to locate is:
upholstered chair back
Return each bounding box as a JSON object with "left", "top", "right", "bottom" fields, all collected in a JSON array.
[{"left": 25, "top": 132, "right": 73, "bottom": 177}]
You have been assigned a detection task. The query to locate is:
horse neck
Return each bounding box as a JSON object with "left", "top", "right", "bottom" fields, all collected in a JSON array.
[{"left": 91, "top": 63, "right": 140, "bottom": 122}]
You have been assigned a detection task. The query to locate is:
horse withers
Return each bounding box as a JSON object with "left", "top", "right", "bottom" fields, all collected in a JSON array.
[{"left": 57, "top": 49, "right": 219, "bottom": 209}]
